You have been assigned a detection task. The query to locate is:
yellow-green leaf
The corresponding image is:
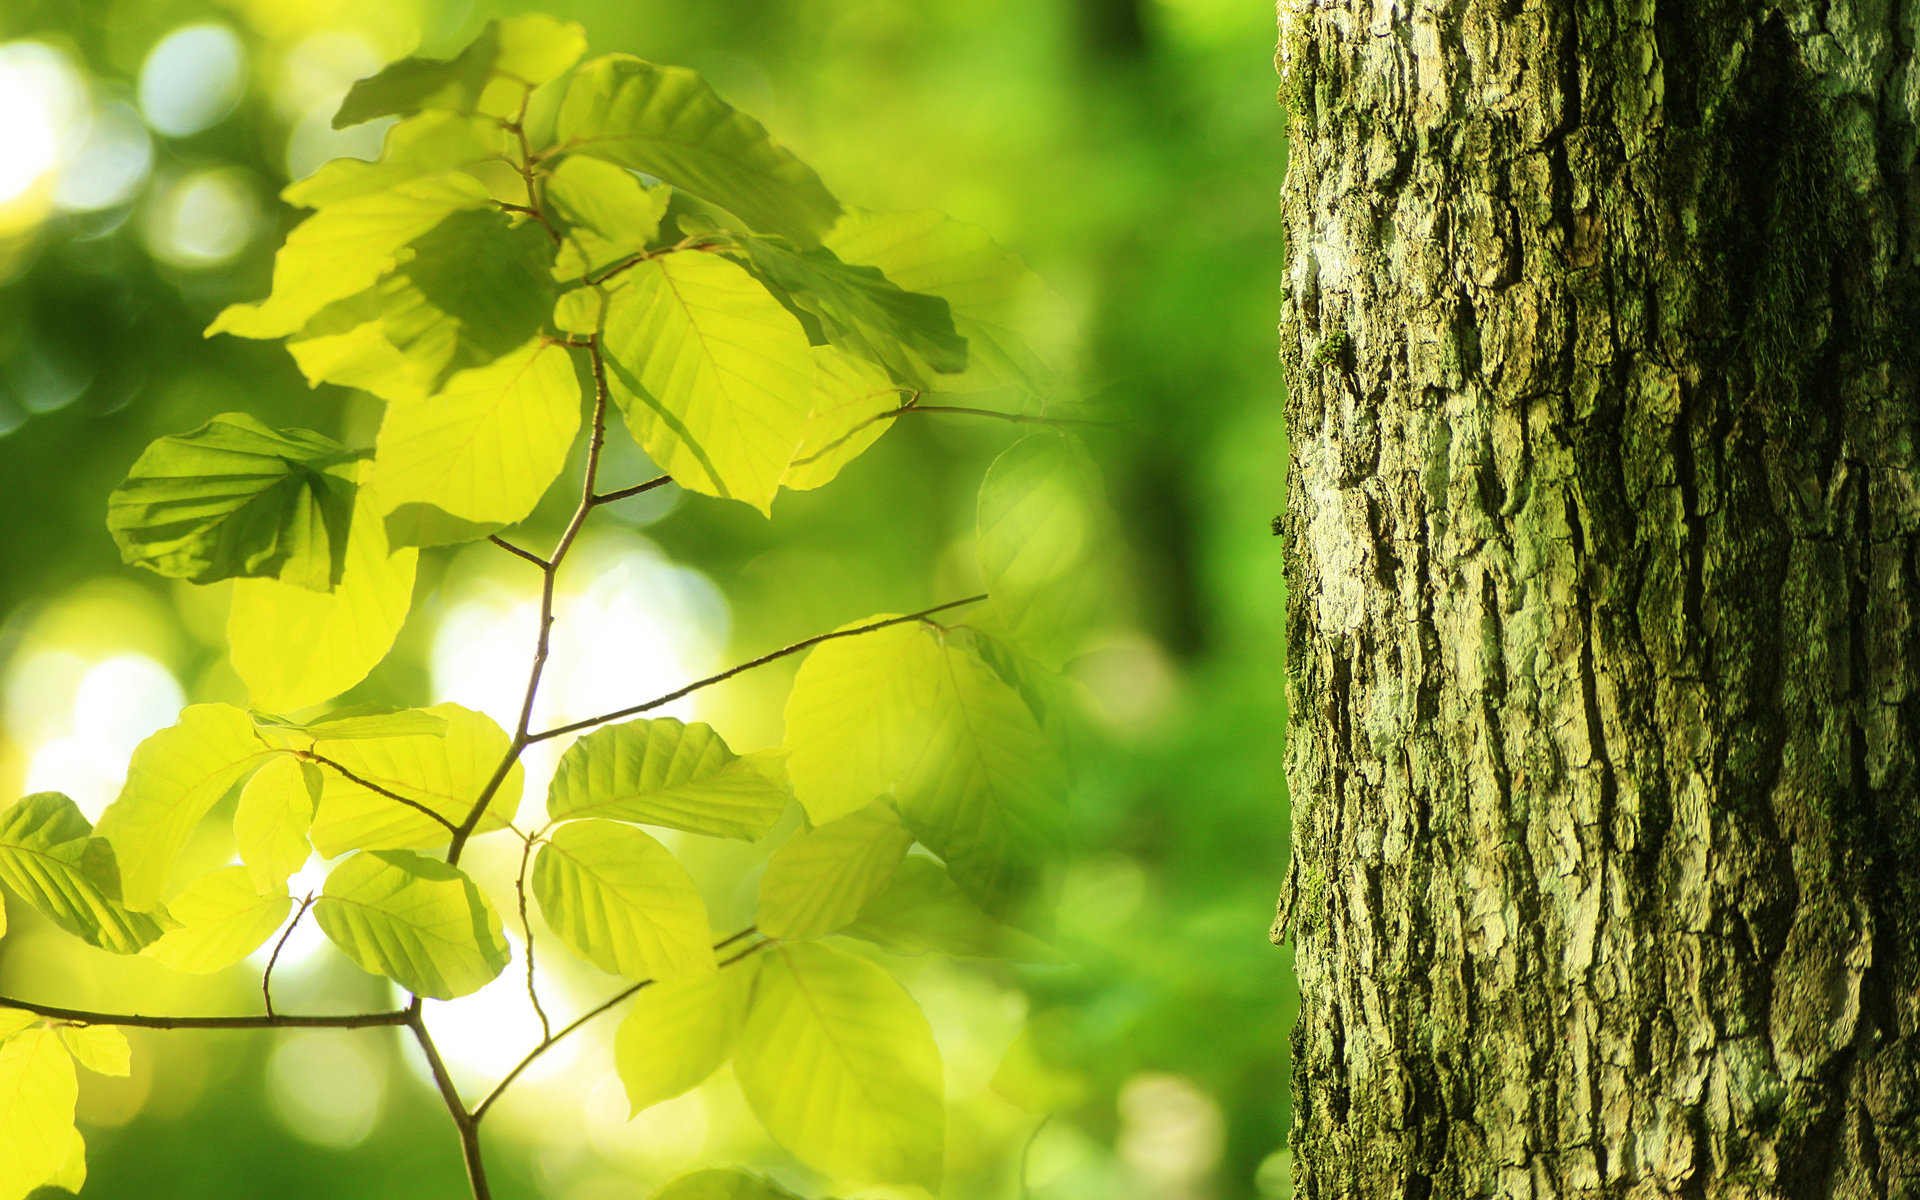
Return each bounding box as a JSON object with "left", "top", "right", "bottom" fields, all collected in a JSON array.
[
  {"left": 533, "top": 821, "right": 714, "bottom": 981},
  {"left": 142, "top": 867, "right": 291, "bottom": 974},
  {"left": 0, "top": 794, "right": 164, "bottom": 953},
  {"left": 55, "top": 1025, "right": 129, "bottom": 1077},
  {"left": 557, "top": 55, "right": 840, "bottom": 244},
  {"left": 650, "top": 1168, "right": 806, "bottom": 1200},
  {"left": 734, "top": 942, "right": 943, "bottom": 1190},
  {"left": 0, "top": 1011, "right": 36, "bottom": 1041},
  {"left": 253, "top": 706, "right": 449, "bottom": 742},
  {"left": 229, "top": 461, "right": 419, "bottom": 712},
  {"left": 546, "top": 719, "right": 788, "bottom": 840},
  {"left": 587, "top": 251, "right": 815, "bottom": 514},
  {"left": 285, "top": 112, "right": 504, "bottom": 208},
  {"left": 233, "top": 756, "right": 317, "bottom": 894},
  {"left": 0, "top": 1028, "right": 77, "bottom": 1200},
  {"left": 48, "top": 1126, "right": 86, "bottom": 1194},
  {"left": 757, "top": 801, "right": 910, "bottom": 939},
  {"left": 781, "top": 346, "right": 901, "bottom": 492},
  {"left": 334, "top": 15, "right": 586, "bottom": 128},
  {"left": 95, "top": 704, "right": 278, "bottom": 912},
  {"left": 372, "top": 337, "right": 582, "bottom": 547},
  {"left": 546, "top": 155, "right": 670, "bottom": 280},
  {"left": 314, "top": 851, "right": 508, "bottom": 999},
  {"left": 306, "top": 703, "right": 519, "bottom": 857},
  {"left": 783, "top": 620, "right": 923, "bottom": 826},
  {"left": 976, "top": 433, "right": 1117, "bottom": 667},
  {"left": 843, "top": 856, "right": 1046, "bottom": 961},
  {"left": 614, "top": 958, "right": 758, "bottom": 1114}
]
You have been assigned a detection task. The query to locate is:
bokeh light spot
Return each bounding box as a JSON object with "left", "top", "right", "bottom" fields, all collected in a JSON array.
[
  {"left": 138, "top": 25, "right": 246, "bottom": 139},
  {"left": 0, "top": 43, "right": 88, "bottom": 207},
  {"left": 143, "top": 168, "right": 259, "bottom": 267},
  {"left": 266, "top": 1029, "right": 387, "bottom": 1148}
]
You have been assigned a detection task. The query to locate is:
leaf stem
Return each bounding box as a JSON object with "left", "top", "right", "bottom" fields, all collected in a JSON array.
[
  {"left": 514, "top": 832, "right": 551, "bottom": 1042},
  {"left": 526, "top": 596, "right": 989, "bottom": 744},
  {"left": 488, "top": 535, "right": 550, "bottom": 569},
  {"left": 589, "top": 474, "right": 673, "bottom": 506},
  {"left": 0, "top": 997, "right": 412, "bottom": 1030},
  {"left": 261, "top": 892, "right": 316, "bottom": 1018},
  {"left": 297, "top": 751, "right": 459, "bottom": 835}
]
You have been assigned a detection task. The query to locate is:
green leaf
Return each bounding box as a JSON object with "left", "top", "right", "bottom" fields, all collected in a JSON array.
[
  {"left": 976, "top": 433, "right": 1117, "bottom": 667},
  {"left": 0, "top": 794, "right": 164, "bottom": 953},
  {"left": 757, "top": 801, "right": 911, "bottom": 940},
  {"left": 95, "top": 704, "right": 279, "bottom": 912},
  {"left": 47, "top": 1127, "right": 86, "bottom": 1194},
  {"left": 533, "top": 821, "right": 714, "bottom": 981},
  {"left": 0, "top": 1012, "right": 34, "bottom": 1041},
  {"left": 371, "top": 337, "right": 582, "bottom": 549},
  {"left": 233, "top": 756, "right": 317, "bottom": 894},
  {"left": 783, "top": 622, "right": 1069, "bottom": 919},
  {"left": 781, "top": 346, "right": 902, "bottom": 492},
  {"left": 545, "top": 155, "right": 670, "bottom": 280},
  {"left": 842, "top": 856, "right": 1048, "bottom": 960},
  {"left": 314, "top": 850, "right": 509, "bottom": 999},
  {"left": 990, "top": 1021, "right": 1089, "bottom": 1114},
  {"left": 649, "top": 1169, "right": 807, "bottom": 1200},
  {"left": 334, "top": 15, "right": 587, "bottom": 128},
  {"left": 284, "top": 112, "right": 505, "bottom": 208},
  {"left": 106, "top": 414, "right": 361, "bottom": 593},
  {"left": 208, "top": 174, "right": 494, "bottom": 341},
  {"left": 614, "top": 959, "right": 758, "bottom": 1114},
  {"left": 229, "top": 461, "right": 418, "bottom": 712},
  {"left": 142, "top": 867, "right": 291, "bottom": 974},
  {"left": 580, "top": 250, "right": 815, "bottom": 514},
  {"left": 56, "top": 1025, "right": 130, "bottom": 1078},
  {"left": 734, "top": 942, "right": 943, "bottom": 1190},
  {"left": 546, "top": 719, "right": 788, "bottom": 840},
  {"left": 306, "top": 703, "right": 520, "bottom": 857},
  {"left": 733, "top": 234, "right": 966, "bottom": 379},
  {"left": 252, "top": 706, "right": 450, "bottom": 742},
  {"left": 0, "top": 1029, "right": 76, "bottom": 1200},
  {"left": 556, "top": 55, "right": 840, "bottom": 244},
  {"left": 824, "top": 208, "right": 1073, "bottom": 394}
]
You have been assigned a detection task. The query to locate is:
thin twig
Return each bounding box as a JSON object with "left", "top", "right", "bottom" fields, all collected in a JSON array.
[
  {"left": 469, "top": 928, "right": 763, "bottom": 1123},
  {"left": 526, "top": 596, "right": 989, "bottom": 744},
  {"left": 514, "top": 833, "right": 551, "bottom": 1042},
  {"left": 408, "top": 1003, "right": 493, "bottom": 1200},
  {"left": 789, "top": 396, "right": 1116, "bottom": 470},
  {"left": 489, "top": 535, "right": 550, "bottom": 569},
  {"left": 0, "top": 996, "right": 411, "bottom": 1030},
  {"left": 297, "top": 751, "right": 458, "bottom": 835},
  {"left": 502, "top": 94, "right": 559, "bottom": 248},
  {"left": 590, "top": 474, "right": 673, "bottom": 506},
  {"left": 261, "top": 892, "right": 316, "bottom": 1018},
  {"left": 583, "top": 237, "right": 725, "bottom": 287}
]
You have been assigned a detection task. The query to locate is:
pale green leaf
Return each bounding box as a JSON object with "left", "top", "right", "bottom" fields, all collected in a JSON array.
[
  {"left": 734, "top": 942, "right": 943, "bottom": 1190},
  {"left": 783, "top": 620, "right": 923, "bottom": 827},
  {"left": 533, "top": 821, "right": 714, "bottom": 981},
  {"left": 105, "top": 414, "right": 360, "bottom": 592},
  {"left": 546, "top": 719, "right": 787, "bottom": 840},
  {"left": 0, "top": 1011, "right": 36, "bottom": 1041},
  {"left": 0, "top": 794, "right": 164, "bottom": 953},
  {"left": 208, "top": 174, "right": 494, "bottom": 341},
  {"left": 757, "top": 801, "right": 911, "bottom": 940},
  {"left": 650, "top": 1168, "right": 806, "bottom": 1200},
  {"left": 306, "top": 703, "right": 520, "bottom": 856},
  {"left": 842, "top": 856, "right": 1048, "bottom": 961},
  {"left": 587, "top": 250, "right": 815, "bottom": 513},
  {"left": 781, "top": 346, "right": 902, "bottom": 492},
  {"left": 94, "top": 704, "right": 279, "bottom": 911},
  {"left": 47, "top": 1127, "right": 86, "bottom": 1194},
  {"left": 233, "top": 756, "right": 318, "bottom": 894},
  {"left": 824, "top": 207, "right": 1073, "bottom": 394},
  {"left": 285, "top": 112, "right": 505, "bottom": 208},
  {"left": 977, "top": 433, "right": 1117, "bottom": 667},
  {"left": 142, "top": 867, "right": 291, "bottom": 975},
  {"left": 546, "top": 155, "right": 670, "bottom": 279},
  {"left": 614, "top": 958, "right": 757, "bottom": 1114},
  {"left": 252, "top": 706, "right": 450, "bottom": 742},
  {"left": 229, "top": 460, "right": 419, "bottom": 712},
  {"left": 372, "top": 337, "right": 582, "bottom": 548},
  {"left": 557, "top": 55, "right": 839, "bottom": 244},
  {"left": 334, "top": 15, "right": 586, "bottom": 128},
  {"left": 314, "top": 851, "right": 509, "bottom": 999},
  {"left": 56, "top": 1025, "right": 129, "bottom": 1077},
  {"left": 0, "top": 1029, "right": 76, "bottom": 1200}
]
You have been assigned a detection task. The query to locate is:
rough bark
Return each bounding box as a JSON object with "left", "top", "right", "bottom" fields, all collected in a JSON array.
[{"left": 1273, "top": 0, "right": 1920, "bottom": 1192}]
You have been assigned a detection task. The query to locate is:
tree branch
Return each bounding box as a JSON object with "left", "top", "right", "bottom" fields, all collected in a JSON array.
[
  {"left": 788, "top": 395, "right": 1115, "bottom": 470},
  {"left": 488, "top": 535, "right": 550, "bottom": 569},
  {"left": 590, "top": 474, "right": 673, "bottom": 506},
  {"left": 526, "top": 596, "right": 989, "bottom": 744},
  {"left": 0, "top": 996, "right": 412, "bottom": 1030},
  {"left": 513, "top": 833, "right": 551, "bottom": 1042},
  {"left": 408, "top": 1003, "right": 493, "bottom": 1200},
  {"left": 297, "top": 751, "right": 459, "bottom": 835}
]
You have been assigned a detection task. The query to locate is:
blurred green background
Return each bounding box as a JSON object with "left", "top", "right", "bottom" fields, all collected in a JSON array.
[{"left": 0, "top": 0, "right": 1292, "bottom": 1196}]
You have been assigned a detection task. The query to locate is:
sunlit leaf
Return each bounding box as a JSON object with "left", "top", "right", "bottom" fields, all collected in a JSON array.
[
  {"left": 782, "top": 620, "right": 922, "bottom": 827},
  {"left": 233, "top": 756, "right": 317, "bottom": 894},
  {"left": 546, "top": 155, "right": 670, "bottom": 279},
  {"left": 734, "top": 942, "right": 943, "bottom": 1190},
  {"left": 546, "top": 719, "right": 787, "bottom": 840},
  {"left": 142, "top": 867, "right": 291, "bottom": 975},
  {"left": 557, "top": 55, "right": 840, "bottom": 244},
  {"left": 976, "top": 433, "right": 1117, "bottom": 666},
  {"left": 229, "top": 461, "right": 419, "bottom": 712},
  {"left": 252, "top": 706, "right": 450, "bottom": 742},
  {"left": 305, "top": 703, "right": 519, "bottom": 857},
  {"left": 0, "top": 1011, "right": 33, "bottom": 1041},
  {"left": 48, "top": 1126, "right": 86, "bottom": 1194},
  {"left": 577, "top": 250, "right": 814, "bottom": 514},
  {"left": 106, "top": 414, "right": 361, "bottom": 592},
  {"left": 824, "top": 207, "right": 1073, "bottom": 394},
  {"left": 614, "top": 958, "right": 758, "bottom": 1114},
  {"left": 0, "top": 1029, "right": 76, "bottom": 1200},
  {"left": 285, "top": 112, "right": 505, "bottom": 208},
  {"left": 0, "top": 794, "right": 163, "bottom": 953},
  {"left": 314, "top": 851, "right": 509, "bottom": 999},
  {"left": 55, "top": 1025, "right": 129, "bottom": 1078},
  {"left": 96, "top": 704, "right": 279, "bottom": 912},
  {"left": 649, "top": 1168, "right": 807, "bottom": 1200},
  {"left": 780, "top": 346, "right": 901, "bottom": 492},
  {"left": 533, "top": 821, "right": 714, "bottom": 981},
  {"left": 756, "top": 801, "right": 911, "bottom": 939},
  {"left": 840, "top": 856, "right": 1048, "bottom": 961},
  {"left": 373, "top": 337, "right": 582, "bottom": 548},
  {"left": 208, "top": 174, "right": 494, "bottom": 341},
  {"left": 334, "top": 15, "right": 587, "bottom": 128}
]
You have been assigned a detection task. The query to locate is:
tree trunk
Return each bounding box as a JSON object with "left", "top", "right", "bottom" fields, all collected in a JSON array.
[{"left": 1273, "top": 0, "right": 1920, "bottom": 1192}]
